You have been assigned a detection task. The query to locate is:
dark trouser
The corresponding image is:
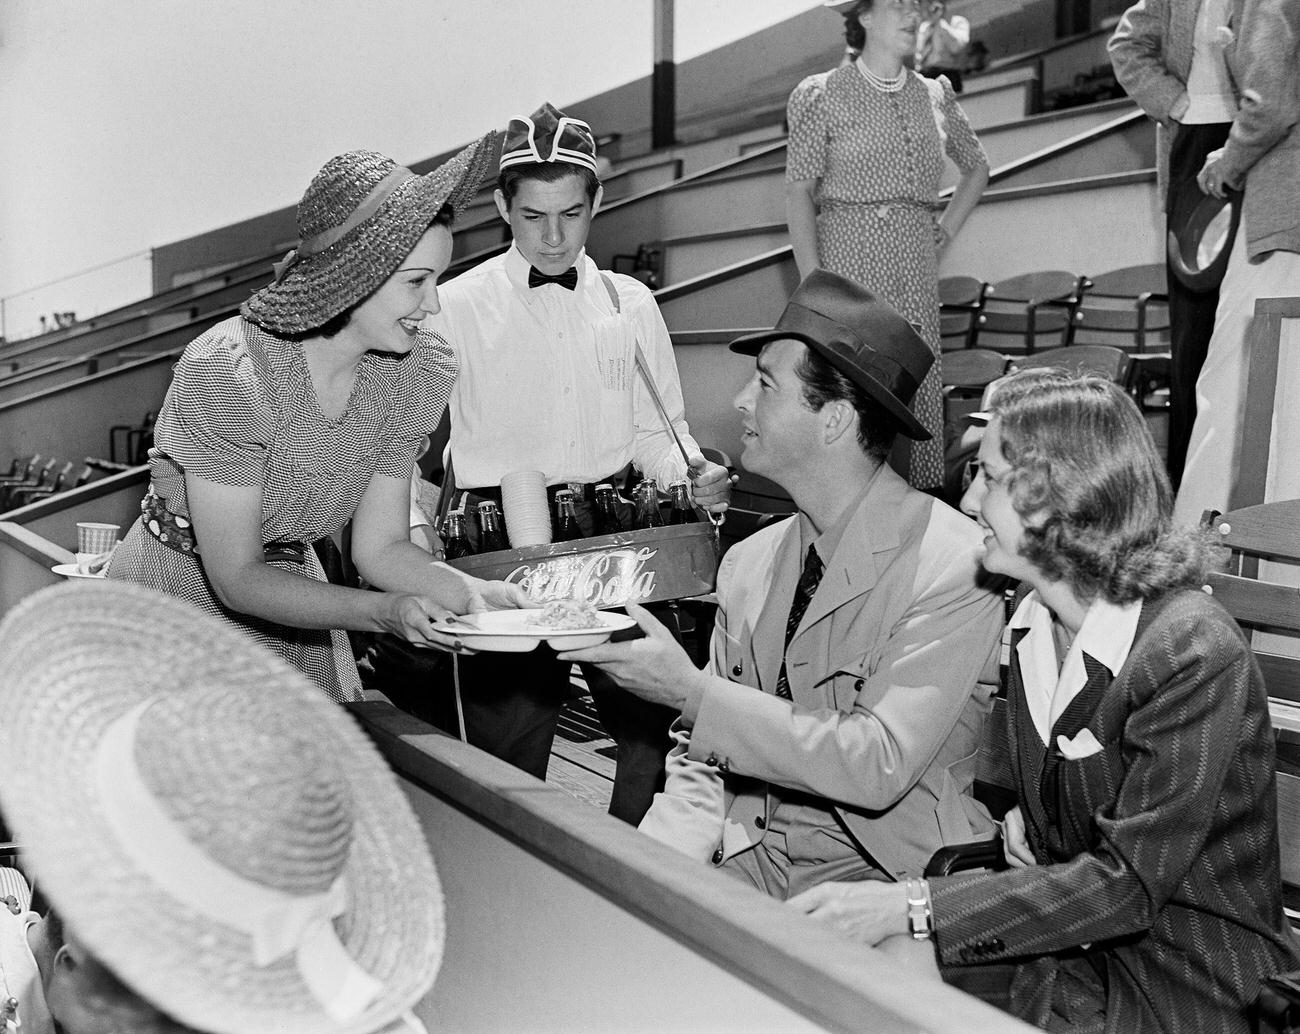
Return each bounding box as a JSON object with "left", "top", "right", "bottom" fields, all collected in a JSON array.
[
  {"left": 1165, "top": 120, "right": 1232, "bottom": 488},
  {"left": 454, "top": 609, "right": 679, "bottom": 826},
  {"left": 454, "top": 473, "right": 676, "bottom": 824},
  {"left": 919, "top": 65, "right": 963, "bottom": 92}
]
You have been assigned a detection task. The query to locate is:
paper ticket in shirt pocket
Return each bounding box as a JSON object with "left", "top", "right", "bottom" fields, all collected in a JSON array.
[{"left": 592, "top": 316, "right": 633, "bottom": 391}]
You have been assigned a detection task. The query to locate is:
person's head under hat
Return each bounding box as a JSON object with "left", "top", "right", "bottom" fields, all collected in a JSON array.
[
  {"left": 494, "top": 101, "right": 603, "bottom": 278},
  {"left": 242, "top": 133, "right": 497, "bottom": 340},
  {"left": 728, "top": 269, "right": 933, "bottom": 517},
  {"left": 0, "top": 581, "right": 446, "bottom": 1034}
]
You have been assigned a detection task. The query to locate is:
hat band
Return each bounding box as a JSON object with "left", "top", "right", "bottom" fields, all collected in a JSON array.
[
  {"left": 94, "top": 700, "right": 383, "bottom": 1023},
  {"left": 782, "top": 303, "right": 921, "bottom": 398},
  {"left": 272, "top": 166, "right": 415, "bottom": 284},
  {"left": 499, "top": 114, "right": 598, "bottom": 173}
]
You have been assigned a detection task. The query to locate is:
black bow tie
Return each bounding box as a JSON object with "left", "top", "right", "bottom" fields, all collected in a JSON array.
[{"left": 528, "top": 266, "right": 578, "bottom": 290}]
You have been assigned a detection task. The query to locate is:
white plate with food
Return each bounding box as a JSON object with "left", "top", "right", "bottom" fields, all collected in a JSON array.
[
  {"left": 51, "top": 563, "right": 107, "bottom": 580},
  {"left": 432, "top": 601, "right": 637, "bottom": 652}
]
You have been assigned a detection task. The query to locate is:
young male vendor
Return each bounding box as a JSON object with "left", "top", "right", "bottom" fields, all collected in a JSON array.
[{"left": 431, "top": 102, "right": 731, "bottom": 823}]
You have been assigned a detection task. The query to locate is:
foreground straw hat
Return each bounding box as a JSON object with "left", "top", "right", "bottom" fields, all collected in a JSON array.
[
  {"left": 0, "top": 581, "right": 444, "bottom": 1034},
  {"left": 242, "top": 131, "right": 499, "bottom": 334}
]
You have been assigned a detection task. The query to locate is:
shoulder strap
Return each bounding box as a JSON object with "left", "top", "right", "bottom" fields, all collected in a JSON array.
[{"left": 599, "top": 270, "right": 621, "bottom": 314}]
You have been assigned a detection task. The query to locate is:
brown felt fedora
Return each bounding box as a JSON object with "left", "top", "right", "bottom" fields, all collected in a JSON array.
[{"left": 730, "top": 269, "right": 934, "bottom": 440}]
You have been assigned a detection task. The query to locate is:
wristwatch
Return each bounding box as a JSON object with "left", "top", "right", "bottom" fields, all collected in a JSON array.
[{"left": 905, "top": 877, "right": 934, "bottom": 940}]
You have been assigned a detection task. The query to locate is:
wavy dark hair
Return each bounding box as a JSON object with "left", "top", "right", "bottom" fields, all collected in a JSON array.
[
  {"left": 843, "top": 2, "right": 873, "bottom": 52},
  {"left": 988, "top": 370, "right": 1222, "bottom": 603},
  {"left": 497, "top": 162, "right": 601, "bottom": 208},
  {"left": 794, "top": 345, "right": 897, "bottom": 461}
]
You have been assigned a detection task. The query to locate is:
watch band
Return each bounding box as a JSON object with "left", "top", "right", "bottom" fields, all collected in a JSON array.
[{"left": 905, "top": 877, "right": 934, "bottom": 940}]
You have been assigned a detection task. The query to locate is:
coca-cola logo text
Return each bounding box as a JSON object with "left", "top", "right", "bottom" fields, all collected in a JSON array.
[{"left": 506, "top": 546, "right": 658, "bottom": 607}]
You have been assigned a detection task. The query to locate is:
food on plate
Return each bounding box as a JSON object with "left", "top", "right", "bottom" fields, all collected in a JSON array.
[{"left": 526, "top": 599, "right": 603, "bottom": 631}]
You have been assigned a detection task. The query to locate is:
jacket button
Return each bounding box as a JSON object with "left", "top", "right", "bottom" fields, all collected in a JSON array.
[
  {"left": 731, "top": 663, "right": 743, "bottom": 677},
  {"left": 711, "top": 848, "right": 723, "bottom": 865},
  {"left": 705, "top": 754, "right": 718, "bottom": 766},
  {"left": 854, "top": 678, "right": 865, "bottom": 691},
  {"left": 754, "top": 815, "right": 766, "bottom": 830}
]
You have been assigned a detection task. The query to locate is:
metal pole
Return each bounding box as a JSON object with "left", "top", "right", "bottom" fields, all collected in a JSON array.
[{"left": 652, "top": 0, "right": 676, "bottom": 149}]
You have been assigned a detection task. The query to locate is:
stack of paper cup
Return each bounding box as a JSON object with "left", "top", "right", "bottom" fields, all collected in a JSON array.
[
  {"left": 76, "top": 521, "right": 120, "bottom": 575},
  {"left": 499, "top": 470, "right": 551, "bottom": 547}
]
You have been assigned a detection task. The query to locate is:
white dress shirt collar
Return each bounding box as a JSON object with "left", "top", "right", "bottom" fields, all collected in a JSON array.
[
  {"left": 1010, "top": 590, "right": 1142, "bottom": 744},
  {"left": 503, "top": 243, "right": 594, "bottom": 296}
]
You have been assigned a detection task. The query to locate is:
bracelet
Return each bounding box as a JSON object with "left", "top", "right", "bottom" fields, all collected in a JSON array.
[{"left": 905, "top": 877, "right": 934, "bottom": 940}]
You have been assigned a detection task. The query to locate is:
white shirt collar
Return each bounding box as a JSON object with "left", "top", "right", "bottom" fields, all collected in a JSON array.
[
  {"left": 1010, "top": 590, "right": 1142, "bottom": 744},
  {"left": 503, "top": 243, "right": 592, "bottom": 293}
]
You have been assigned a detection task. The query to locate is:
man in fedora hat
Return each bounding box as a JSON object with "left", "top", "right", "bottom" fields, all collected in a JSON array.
[
  {"left": 560, "top": 270, "right": 1002, "bottom": 896},
  {"left": 431, "top": 102, "right": 731, "bottom": 825}
]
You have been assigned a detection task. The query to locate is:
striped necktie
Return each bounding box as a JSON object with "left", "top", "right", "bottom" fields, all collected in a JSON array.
[{"left": 774, "top": 545, "right": 823, "bottom": 700}]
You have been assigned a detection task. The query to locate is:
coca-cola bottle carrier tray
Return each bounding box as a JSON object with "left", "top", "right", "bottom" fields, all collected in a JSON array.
[{"left": 445, "top": 523, "right": 718, "bottom": 608}]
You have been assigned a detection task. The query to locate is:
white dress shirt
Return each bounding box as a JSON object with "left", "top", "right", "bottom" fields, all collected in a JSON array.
[
  {"left": 1184, "top": 0, "right": 1237, "bottom": 124},
  {"left": 431, "top": 245, "right": 698, "bottom": 490},
  {"left": 1010, "top": 590, "right": 1142, "bottom": 746}
]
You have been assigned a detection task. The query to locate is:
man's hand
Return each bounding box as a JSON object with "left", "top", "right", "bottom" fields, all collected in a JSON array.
[
  {"left": 466, "top": 577, "right": 531, "bottom": 613},
  {"left": 1002, "top": 805, "right": 1036, "bottom": 868},
  {"left": 786, "top": 881, "right": 910, "bottom": 947},
  {"left": 687, "top": 455, "right": 737, "bottom": 514},
  {"left": 556, "top": 602, "right": 707, "bottom": 715},
  {"left": 1197, "top": 148, "right": 1238, "bottom": 198}
]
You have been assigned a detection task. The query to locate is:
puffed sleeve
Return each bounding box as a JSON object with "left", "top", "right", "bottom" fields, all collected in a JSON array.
[
  {"left": 939, "top": 76, "right": 989, "bottom": 174},
  {"left": 374, "top": 327, "right": 458, "bottom": 480},
  {"left": 786, "top": 73, "right": 830, "bottom": 182},
  {"left": 158, "top": 329, "right": 274, "bottom": 486}
]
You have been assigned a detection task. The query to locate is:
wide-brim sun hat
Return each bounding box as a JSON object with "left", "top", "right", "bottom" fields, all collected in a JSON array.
[
  {"left": 242, "top": 131, "right": 500, "bottom": 335},
  {"left": 729, "top": 269, "right": 934, "bottom": 440},
  {"left": 0, "top": 580, "right": 444, "bottom": 1034}
]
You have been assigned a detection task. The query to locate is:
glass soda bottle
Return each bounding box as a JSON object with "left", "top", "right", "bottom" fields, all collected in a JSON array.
[
  {"left": 442, "top": 511, "right": 475, "bottom": 559},
  {"left": 633, "top": 480, "right": 665, "bottom": 529},
  {"left": 592, "top": 483, "right": 625, "bottom": 536},
  {"left": 476, "top": 500, "right": 509, "bottom": 552},
  {"left": 553, "top": 489, "right": 584, "bottom": 542},
  {"left": 668, "top": 479, "right": 697, "bottom": 525}
]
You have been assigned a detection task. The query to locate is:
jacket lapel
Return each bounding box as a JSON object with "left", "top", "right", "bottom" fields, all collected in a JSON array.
[
  {"left": 791, "top": 466, "right": 901, "bottom": 639},
  {"left": 752, "top": 519, "right": 803, "bottom": 695}
]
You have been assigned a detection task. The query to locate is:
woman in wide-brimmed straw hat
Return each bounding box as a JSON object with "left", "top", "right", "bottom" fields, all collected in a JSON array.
[
  {"left": 108, "top": 136, "right": 526, "bottom": 701},
  {"left": 0, "top": 580, "right": 446, "bottom": 1034}
]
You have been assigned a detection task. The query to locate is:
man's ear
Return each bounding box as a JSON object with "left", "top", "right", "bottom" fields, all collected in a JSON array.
[
  {"left": 590, "top": 183, "right": 605, "bottom": 218},
  {"left": 823, "top": 399, "right": 857, "bottom": 444},
  {"left": 493, "top": 188, "right": 510, "bottom": 224}
]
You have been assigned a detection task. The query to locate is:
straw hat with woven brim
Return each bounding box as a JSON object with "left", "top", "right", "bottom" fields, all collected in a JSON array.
[
  {"left": 0, "top": 581, "right": 444, "bottom": 1034},
  {"left": 242, "top": 132, "right": 499, "bottom": 335}
]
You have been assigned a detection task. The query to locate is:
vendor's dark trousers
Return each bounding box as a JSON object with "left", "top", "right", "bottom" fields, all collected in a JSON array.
[
  {"left": 1165, "top": 120, "right": 1232, "bottom": 488},
  {"left": 453, "top": 611, "right": 679, "bottom": 826}
]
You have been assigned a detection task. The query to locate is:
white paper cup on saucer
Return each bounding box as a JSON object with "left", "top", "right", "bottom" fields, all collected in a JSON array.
[
  {"left": 77, "top": 521, "right": 119, "bottom": 555},
  {"left": 500, "top": 471, "right": 551, "bottom": 547}
]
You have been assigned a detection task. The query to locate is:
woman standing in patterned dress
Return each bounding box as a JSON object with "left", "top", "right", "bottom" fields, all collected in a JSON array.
[
  {"left": 786, "top": 0, "right": 989, "bottom": 490},
  {"left": 109, "top": 139, "right": 526, "bottom": 702}
]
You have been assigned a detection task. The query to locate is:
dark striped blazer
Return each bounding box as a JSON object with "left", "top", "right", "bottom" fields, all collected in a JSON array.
[{"left": 931, "top": 589, "right": 1298, "bottom": 1033}]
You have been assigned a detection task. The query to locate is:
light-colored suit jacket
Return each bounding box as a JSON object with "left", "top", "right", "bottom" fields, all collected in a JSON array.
[
  {"left": 639, "top": 464, "right": 1002, "bottom": 880},
  {"left": 1110, "top": 0, "right": 1300, "bottom": 257}
]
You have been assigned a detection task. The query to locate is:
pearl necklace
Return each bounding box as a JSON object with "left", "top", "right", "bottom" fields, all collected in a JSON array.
[{"left": 855, "top": 56, "right": 907, "bottom": 93}]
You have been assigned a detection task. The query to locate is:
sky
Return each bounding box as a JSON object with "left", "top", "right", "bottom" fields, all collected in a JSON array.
[{"left": 0, "top": 0, "right": 817, "bottom": 337}]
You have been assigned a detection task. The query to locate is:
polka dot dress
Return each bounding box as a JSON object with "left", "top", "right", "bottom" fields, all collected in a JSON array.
[
  {"left": 787, "top": 64, "right": 988, "bottom": 489},
  {"left": 109, "top": 315, "right": 457, "bottom": 701}
]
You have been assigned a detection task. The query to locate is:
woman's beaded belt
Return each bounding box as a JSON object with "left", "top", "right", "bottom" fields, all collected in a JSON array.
[
  {"left": 139, "top": 489, "right": 307, "bottom": 565},
  {"left": 820, "top": 198, "right": 942, "bottom": 219}
]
